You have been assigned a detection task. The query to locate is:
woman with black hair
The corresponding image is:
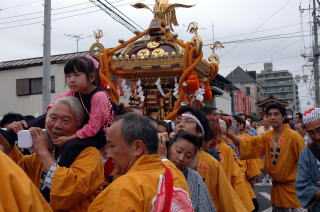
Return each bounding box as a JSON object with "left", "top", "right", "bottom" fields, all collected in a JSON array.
[
  {"left": 170, "top": 106, "right": 247, "bottom": 212},
  {"left": 166, "top": 131, "right": 215, "bottom": 212}
]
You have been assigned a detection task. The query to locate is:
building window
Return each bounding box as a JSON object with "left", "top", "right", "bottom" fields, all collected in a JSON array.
[
  {"left": 16, "top": 76, "right": 55, "bottom": 96},
  {"left": 246, "top": 87, "right": 250, "bottom": 95}
]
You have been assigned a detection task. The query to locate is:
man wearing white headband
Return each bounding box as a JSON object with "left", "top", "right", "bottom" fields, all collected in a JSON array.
[
  {"left": 227, "top": 102, "right": 305, "bottom": 211},
  {"left": 296, "top": 108, "right": 320, "bottom": 211}
]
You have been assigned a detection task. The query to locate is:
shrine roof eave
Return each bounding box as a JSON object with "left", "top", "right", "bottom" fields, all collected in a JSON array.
[{"left": 256, "top": 98, "right": 288, "bottom": 107}]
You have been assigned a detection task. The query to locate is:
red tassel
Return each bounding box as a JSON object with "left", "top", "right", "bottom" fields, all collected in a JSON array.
[{"left": 186, "top": 72, "right": 200, "bottom": 92}]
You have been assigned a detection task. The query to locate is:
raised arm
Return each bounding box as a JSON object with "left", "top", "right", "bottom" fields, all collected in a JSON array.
[{"left": 226, "top": 129, "right": 241, "bottom": 145}]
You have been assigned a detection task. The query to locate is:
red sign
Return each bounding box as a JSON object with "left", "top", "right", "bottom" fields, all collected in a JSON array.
[
  {"left": 244, "top": 95, "right": 251, "bottom": 115},
  {"left": 236, "top": 90, "right": 243, "bottom": 112}
]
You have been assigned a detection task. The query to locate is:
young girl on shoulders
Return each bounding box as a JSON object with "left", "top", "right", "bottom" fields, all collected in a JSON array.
[{"left": 48, "top": 56, "right": 113, "bottom": 166}]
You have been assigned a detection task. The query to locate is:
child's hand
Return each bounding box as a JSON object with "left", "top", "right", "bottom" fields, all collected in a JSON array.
[{"left": 55, "top": 136, "right": 71, "bottom": 147}]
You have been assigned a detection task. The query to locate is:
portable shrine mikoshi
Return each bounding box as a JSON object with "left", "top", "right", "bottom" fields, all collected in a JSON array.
[{"left": 89, "top": 0, "right": 222, "bottom": 120}]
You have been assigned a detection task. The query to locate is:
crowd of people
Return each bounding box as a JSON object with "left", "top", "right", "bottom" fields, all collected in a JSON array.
[{"left": 1, "top": 56, "right": 320, "bottom": 212}]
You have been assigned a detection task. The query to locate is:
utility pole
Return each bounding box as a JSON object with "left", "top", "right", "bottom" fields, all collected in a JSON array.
[
  {"left": 312, "top": 0, "right": 320, "bottom": 107},
  {"left": 210, "top": 24, "right": 217, "bottom": 113},
  {"left": 64, "top": 34, "right": 87, "bottom": 52},
  {"left": 42, "top": 0, "right": 51, "bottom": 113},
  {"left": 211, "top": 24, "right": 214, "bottom": 43}
]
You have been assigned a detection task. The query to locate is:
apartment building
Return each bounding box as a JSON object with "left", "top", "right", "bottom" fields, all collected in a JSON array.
[{"left": 256, "top": 62, "right": 300, "bottom": 112}]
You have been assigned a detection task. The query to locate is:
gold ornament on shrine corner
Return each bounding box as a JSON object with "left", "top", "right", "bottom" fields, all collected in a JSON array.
[
  {"left": 147, "top": 41, "right": 160, "bottom": 49},
  {"left": 137, "top": 49, "right": 150, "bottom": 58},
  {"left": 89, "top": 29, "right": 105, "bottom": 56},
  {"left": 187, "top": 22, "right": 203, "bottom": 56},
  {"left": 151, "top": 48, "right": 165, "bottom": 57},
  {"left": 208, "top": 41, "right": 224, "bottom": 65}
]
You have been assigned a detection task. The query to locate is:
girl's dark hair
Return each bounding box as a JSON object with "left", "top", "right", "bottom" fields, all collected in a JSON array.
[
  {"left": 64, "top": 56, "right": 101, "bottom": 87},
  {"left": 168, "top": 131, "right": 201, "bottom": 151}
]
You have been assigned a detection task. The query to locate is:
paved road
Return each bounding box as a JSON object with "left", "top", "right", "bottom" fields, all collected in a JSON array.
[{"left": 254, "top": 183, "right": 272, "bottom": 212}]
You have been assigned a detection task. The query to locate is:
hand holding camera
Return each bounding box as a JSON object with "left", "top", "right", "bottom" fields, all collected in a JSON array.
[
  {"left": 17, "top": 128, "right": 47, "bottom": 150},
  {"left": 29, "top": 128, "right": 49, "bottom": 156},
  {"left": 6, "top": 120, "right": 28, "bottom": 133}
]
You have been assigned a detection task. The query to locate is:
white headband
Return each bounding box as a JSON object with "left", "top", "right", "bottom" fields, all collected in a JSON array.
[
  {"left": 303, "top": 108, "right": 320, "bottom": 125},
  {"left": 178, "top": 113, "right": 205, "bottom": 136}
]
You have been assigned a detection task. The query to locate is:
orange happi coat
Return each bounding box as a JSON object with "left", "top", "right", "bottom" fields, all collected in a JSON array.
[
  {"left": 8, "top": 146, "right": 104, "bottom": 212},
  {"left": 218, "top": 139, "right": 255, "bottom": 211},
  {"left": 240, "top": 124, "right": 305, "bottom": 208},
  {"left": 88, "top": 154, "right": 192, "bottom": 212},
  {"left": 0, "top": 151, "right": 52, "bottom": 212},
  {"left": 196, "top": 150, "right": 248, "bottom": 212}
]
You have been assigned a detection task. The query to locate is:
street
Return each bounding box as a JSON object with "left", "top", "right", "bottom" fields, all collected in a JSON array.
[{"left": 255, "top": 183, "right": 272, "bottom": 212}]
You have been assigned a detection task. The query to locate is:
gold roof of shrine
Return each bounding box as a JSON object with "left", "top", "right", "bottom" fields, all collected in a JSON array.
[{"left": 107, "top": 24, "right": 212, "bottom": 81}]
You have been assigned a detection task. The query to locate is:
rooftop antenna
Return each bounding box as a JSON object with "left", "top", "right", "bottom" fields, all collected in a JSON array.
[{"left": 64, "top": 33, "right": 87, "bottom": 52}]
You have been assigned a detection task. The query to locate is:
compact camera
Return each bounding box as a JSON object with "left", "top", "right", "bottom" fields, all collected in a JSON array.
[{"left": 17, "top": 129, "right": 47, "bottom": 149}]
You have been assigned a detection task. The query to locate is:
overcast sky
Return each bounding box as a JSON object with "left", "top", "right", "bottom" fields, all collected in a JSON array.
[{"left": 0, "top": 0, "right": 314, "bottom": 111}]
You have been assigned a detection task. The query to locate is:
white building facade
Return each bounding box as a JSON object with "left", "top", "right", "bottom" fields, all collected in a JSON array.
[{"left": 0, "top": 52, "right": 87, "bottom": 118}]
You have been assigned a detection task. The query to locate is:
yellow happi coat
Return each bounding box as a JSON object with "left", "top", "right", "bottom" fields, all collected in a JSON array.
[
  {"left": 234, "top": 134, "right": 261, "bottom": 199},
  {"left": 218, "top": 140, "right": 255, "bottom": 211},
  {"left": 197, "top": 150, "right": 248, "bottom": 212},
  {"left": 8, "top": 146, "right": 104, "bottom": 212},
  {"left": 237, "top": 159, "right": 260, "bottom": 199},
  {"left": 0, "top": 151, "right": 52, "bottom": 212},
  {"left": 88, "top": 154, "right": 192, "bottom": 212},
  {"left": 240, "top": 124, "right": 305, "bottom": 208}
]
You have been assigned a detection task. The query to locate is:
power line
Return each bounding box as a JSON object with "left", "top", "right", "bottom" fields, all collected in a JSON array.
[
  {"left": 249, "top": 38, "right": 300, "bottom": 63},
  {"left": 0, "top": 2, "right": 92, "bottom": 20},
  {"left": 0, "top": 0, "right": 137, "bottom": 20},
  {"left": 0, "top": 6, "right": 97, "bottom": 24},
  {"left": 221, "top": 32, "right": 308, "bottom": 45},
  {"left": 0, "top": 10, "right": 43, "bottom": 20},
  {"left": 0, "top": 0, "right": 147, "bottom": 30},
  {"left": 0, "top": 9, "right": 102, "bottom": 30},
  {"left": 90, "top": 0, "right": 140, "bottom": 34},
  {"left": 203, "top": 31, "right": 310, "bottom": 46},
  {"left": 220, "top": 55, "right": 301, "bottom": 69},
  {"left": 0, "top": 0, "right": 41, "bottom": 10},
  {"left": 203, "top": 22, "right": 306, "bottom": 42},
  {"left": 221, "top": 0, "right": 293, "bottom": 57},
  {"left": 101, "top": 0, "right": 144, "bottom": 31}
]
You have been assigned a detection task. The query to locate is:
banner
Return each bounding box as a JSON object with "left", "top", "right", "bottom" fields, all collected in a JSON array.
[
  {"left": 244, "top": 95, "right": 251, "bottom": 115},
  {"left": 236, "top": 90, "right": 243, "bottom": 112}
]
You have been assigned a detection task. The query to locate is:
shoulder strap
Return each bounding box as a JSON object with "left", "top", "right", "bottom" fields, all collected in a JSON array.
[
  {"left": 163, "top": 166, "right": 174, "bottom": 212},
  {"left": 308, "top": 143, "right": 320, "bottom": 162}
]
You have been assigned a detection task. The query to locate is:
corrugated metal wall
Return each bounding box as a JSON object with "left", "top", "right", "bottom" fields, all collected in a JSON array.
[{"left": 0, "top": 64, "right": 67, "bottom": 117}]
